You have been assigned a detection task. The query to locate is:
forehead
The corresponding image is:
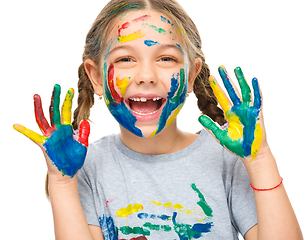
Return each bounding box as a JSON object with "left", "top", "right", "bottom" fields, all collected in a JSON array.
[{"left": 106, "top": 9, "right": 183, "bottom": 47}]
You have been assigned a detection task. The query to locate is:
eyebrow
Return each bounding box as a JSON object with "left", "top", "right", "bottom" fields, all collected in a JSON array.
[{"left": 108, "top": 43, "right": 185, "bottom": 56}]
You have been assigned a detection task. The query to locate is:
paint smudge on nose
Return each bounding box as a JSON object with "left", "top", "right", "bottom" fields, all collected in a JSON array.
[
  {"left": 116, "top": 203, "right": 144, "bottom": 217},
  {"left": 144, "top": 40, "right": 159, "bottom": 46}
]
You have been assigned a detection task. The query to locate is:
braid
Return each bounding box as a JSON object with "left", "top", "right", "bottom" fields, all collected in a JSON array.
[
  {"left": 193, "top": 60, "right": 227, "bottom": 126},
  {"left": 72, "top": 63, "right": 95, "bottom": 130}
]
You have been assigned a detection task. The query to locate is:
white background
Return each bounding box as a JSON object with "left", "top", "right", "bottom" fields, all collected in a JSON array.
[{"left": 1, "top": 0, "right": 307, "bottom": 239}]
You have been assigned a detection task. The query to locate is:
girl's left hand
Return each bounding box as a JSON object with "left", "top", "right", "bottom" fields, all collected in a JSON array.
[{"left": 199, "top": 66, "right": 268, "bottom": 162}]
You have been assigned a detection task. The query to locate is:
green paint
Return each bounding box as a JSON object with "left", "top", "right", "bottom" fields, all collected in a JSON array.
[
  {"left": 109, "top": 3, "right": 146, "bottom": 16},
  {"left": 50, "top": 84, "right": 61, "bottom": 128},
  {"left": 191, "top": 183, "right": 213, "bottom": 218},
  {"left": 173, "top": 68, "right": 185, "bottom": 103},
  {"left": 142, "top": 23, "right": 167, "bottom": 34},
  {"left": 234, "top": 67, "right": 251, "bottom": 105},
  {"left": 143, "top": 222, "right": 172, "bottom": 232},
  {"left": 119, "top": 226, "right": 150, "bottom": 236},
  {"left": 199, "top": 115, "right": 245, "bottom": 158}
]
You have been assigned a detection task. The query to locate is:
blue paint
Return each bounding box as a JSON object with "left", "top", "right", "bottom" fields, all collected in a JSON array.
[
  {"left": 99, "top": 215, "right": 118, "bottom": 240},
  {"left": 161, "top": 16, "right": 174, "bottom": 27},
  {"left": 43, "top": 124, "right": 87, "bottom": 177},
  {"left": 144, "top": 40, "right": 159, "bottom": 46},
  {"left": 102, "top": 63, "right": 143, "bottom": 138},
  {"left": 137, "top": 213, "right": 171, "bottom": 221},
  {"left": 156, "top": 69, "right": 187, "bottom": 134},
  {"left": 176, "top": 43, "right": 183, "bottom": 52},
  {"left": 252, "top": 77, "right": 262, "bottom": 109}
]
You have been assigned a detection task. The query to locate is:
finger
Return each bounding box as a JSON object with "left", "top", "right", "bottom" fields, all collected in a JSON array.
[
  {"left": 234, "top": 67, "right": 251, "bottom": 105},
  {"left": 252, "top": 77, "right": 262, "bottom": 110},
  {"left": 218, "top": 66, "right": 242, "bottom": 107},
  {"left": 62, "top": 88, "right": 74, "bottom": 125},
  {"left": 198, "top": 115, "right": 225, "bottom": 142},
  {"left": 209, "top": 75, "right": 232, "bottom": 113},
  {"left": 13, "top": 124, "right": 47, "bottom": 144},
  {"left": 78, "top": 120, "right": 90, "bottom": 147},
  {"left": 49, "top": 84, "right": 61, "bottom": 128},
  {"left": 34, "top": 94, "right": 51, "bottom": 136}
]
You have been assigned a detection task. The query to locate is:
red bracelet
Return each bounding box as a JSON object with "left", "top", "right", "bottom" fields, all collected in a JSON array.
[{"left": 250, "top": 177, "right": 283, "bottom": 191}]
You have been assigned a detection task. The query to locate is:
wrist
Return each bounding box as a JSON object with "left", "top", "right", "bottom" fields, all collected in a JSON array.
[{"left": 243, "top": 146, "right": 281, "bottom": 189}]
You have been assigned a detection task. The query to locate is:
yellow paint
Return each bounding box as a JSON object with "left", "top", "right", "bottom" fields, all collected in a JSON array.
[
  {"left": 166, "top": 105, "right": 183, "bottom": 127},
  {"left": 118, "top": 29, "right": 145, "bottom": 43},
  {"left": 62, "top": 88, "right": 74, "bottom": 125},
  {"left": 116, "top": 203, "right": 143, "bottom": 218},
  {"left": 13, "top": 124, "right": 47, "bottom": 144},
  {"left": 210, "top": 76, "right": 243, "bottom": 141},
  {"left": 149, "top": 201, "right": 192, "bottom": 215},
  {"left": 250, "top": 123, "right": 263, "bottom": 162},
  {"left": 116, "top": 75, "right": 130, "bottom": 97},
  {"left": 148, "top": 128, "right": 158, "bottom": 138}
]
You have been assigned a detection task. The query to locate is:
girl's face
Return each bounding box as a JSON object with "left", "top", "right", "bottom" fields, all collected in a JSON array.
[{"left": 100, "top": 10, "right": 193, "bottom": 138}]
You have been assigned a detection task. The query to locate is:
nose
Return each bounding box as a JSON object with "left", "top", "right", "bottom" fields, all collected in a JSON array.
[{"left": 135, "top": 63, "right": 157, "bottom": 85}]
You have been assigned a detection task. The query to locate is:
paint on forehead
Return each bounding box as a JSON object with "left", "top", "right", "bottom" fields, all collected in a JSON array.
[
  {"left": 144, "top": 40, "right": 159, "bottom": 47},
  {"left": 118, "top": 22, "right": 130, "bottom": 37},
  {"left": 142, "top": 23, "right": 167, "bottom": 35},
  {"left": 160, "top": 16, "right": 174, "bottom": 27},
  {"left": 132, "top": 14, "right": 151, "bottom": 22},
  {"left": 118, "top": 29, "right": 145, "bottom": 43}
]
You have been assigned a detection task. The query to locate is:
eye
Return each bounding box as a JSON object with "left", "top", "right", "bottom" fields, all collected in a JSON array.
[
  {"left": 159, "top": 56, "right": 177, "bottom": 62},
  {"left": 116, "top": 57, "right": 133, "bottom": 63}
]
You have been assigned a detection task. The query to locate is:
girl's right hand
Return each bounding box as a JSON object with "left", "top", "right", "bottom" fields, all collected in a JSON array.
[{"left": 13, "top": 84, "right": 90, "bottom": 180}]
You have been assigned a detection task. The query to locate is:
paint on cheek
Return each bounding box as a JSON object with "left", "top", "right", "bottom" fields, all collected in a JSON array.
[
  {"left": 116, "top": 75, "right": 130, "bottom": 97},
  {"left": 107, "top": 64, "right": 122, "bottom": 102},
  {"left": 144, "top": 40, "right": 159, "bottom": 46},
  {"left": 118, "top": 29, "right": 145, "bottom": 43}
]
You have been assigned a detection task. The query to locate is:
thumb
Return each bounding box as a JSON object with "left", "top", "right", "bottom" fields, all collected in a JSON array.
[{"left": 77, "top": 120, "right": 90, "bottom": 147}]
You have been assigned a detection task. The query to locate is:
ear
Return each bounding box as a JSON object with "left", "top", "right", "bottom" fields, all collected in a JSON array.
[
  {"left": 84, "top": 59, "right": 103, "bottom": 96},
  {"left": 188, "top": 58, "right": 202, "bottom": 93}
]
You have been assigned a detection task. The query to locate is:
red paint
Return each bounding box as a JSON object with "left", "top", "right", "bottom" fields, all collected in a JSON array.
[
  {"left": 78, "top": 120, "right": 90, "bottom": 147},
  {"left": 108, "top": 64, "right": 122, "bottom": 103},
  {"left": 34, "top": 94, "right": 52, "bottom": 136},
  {"left": 119, "top": 236, "right": 147, "bottom": 240},
  {"left": 118, "top": 22, "right": 130, "bottom": 37},
  {"left": 132, "top": 15, "right": 151, "bottom": 23},
  {"left": 106, "top": 198, "right": 115, "bottom": 208}
]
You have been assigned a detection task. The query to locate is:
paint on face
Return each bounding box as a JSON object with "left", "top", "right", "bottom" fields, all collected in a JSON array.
[
  {"left": 160, "top": 16, "right": 174, "bottom": 27},
  {"left": 199, "top": 66, "right": 263, "bottom": 160},
  {"left": 109, "top": 3, "right": 146, "bottom": 16},
  {"left": 144, "top": 40, "right": 159, "bottom": 46},
  {"left": 132, "top": 14, "right": 151, "bottom": 22},
  {"left": 103, "top": 63, "right": 143, "bottom": 137},
  {"left": 118, "top": 29, "right": 145, "bottom": 44},
  {"left": 112, "top": 183, "right": 213, "bottom": 239},
  {"left": 116, "top": 75, "right": 130, "bottom": 97},
  {"left": 142, "top": 23, "right": 167, "bottom": 34}
]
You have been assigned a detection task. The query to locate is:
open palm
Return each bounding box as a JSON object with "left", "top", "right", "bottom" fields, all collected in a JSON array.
[
  {"left": 14, "top": 84, "right": 90, "bottom": 177},
  {"left": 199, "top": 66, "right": 264, "bottom": 161}
]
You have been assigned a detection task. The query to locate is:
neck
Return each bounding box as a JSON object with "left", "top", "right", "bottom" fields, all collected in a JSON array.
[{"left": 119, "top": 120, "right": 198, "bottom": 155}]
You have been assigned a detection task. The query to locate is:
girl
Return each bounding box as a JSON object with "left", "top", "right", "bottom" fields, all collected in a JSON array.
[{"left": 13, "top": 0, "right": 303, "bottom": 239}]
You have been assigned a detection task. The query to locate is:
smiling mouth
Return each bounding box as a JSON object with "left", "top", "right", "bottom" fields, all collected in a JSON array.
[{"left": 126, "top": 96, "right": 166, "bottom": 116}]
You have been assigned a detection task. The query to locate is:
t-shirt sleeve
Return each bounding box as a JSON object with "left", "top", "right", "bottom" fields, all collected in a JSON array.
[
  {"left": 77, "top": 166, "right": 100, "bottom": 226},
  {"left": 228, "top": 155, "right": 258, "bottom": 237}
]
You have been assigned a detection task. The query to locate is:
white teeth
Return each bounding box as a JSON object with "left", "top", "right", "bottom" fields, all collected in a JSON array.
[{"left": 129, "top": 97, "right": 162, "bottom": 102}]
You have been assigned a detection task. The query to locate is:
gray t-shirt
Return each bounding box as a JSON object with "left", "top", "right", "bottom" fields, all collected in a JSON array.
[{"left": 78, "top": 129, "right": 257, "bottom": 240}]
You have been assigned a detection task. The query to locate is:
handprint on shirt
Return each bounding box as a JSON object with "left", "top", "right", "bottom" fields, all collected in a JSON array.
[
  {"left": 13, "top": 84, "right": 90, "bottom": 177},
  {"left": 199, "top": 66, "right": 263, "bottom": 161}
]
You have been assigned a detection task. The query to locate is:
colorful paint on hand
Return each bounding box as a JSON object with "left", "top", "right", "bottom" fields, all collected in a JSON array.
[
  {"left": 13, "top": 84, "right": 90, "bottom": 177},
  {"left": 198, "top": 66, "right": 263, "bottom": 161},
  {"left": 99, "top": 183, "right": 213, "bottom": 239}
]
